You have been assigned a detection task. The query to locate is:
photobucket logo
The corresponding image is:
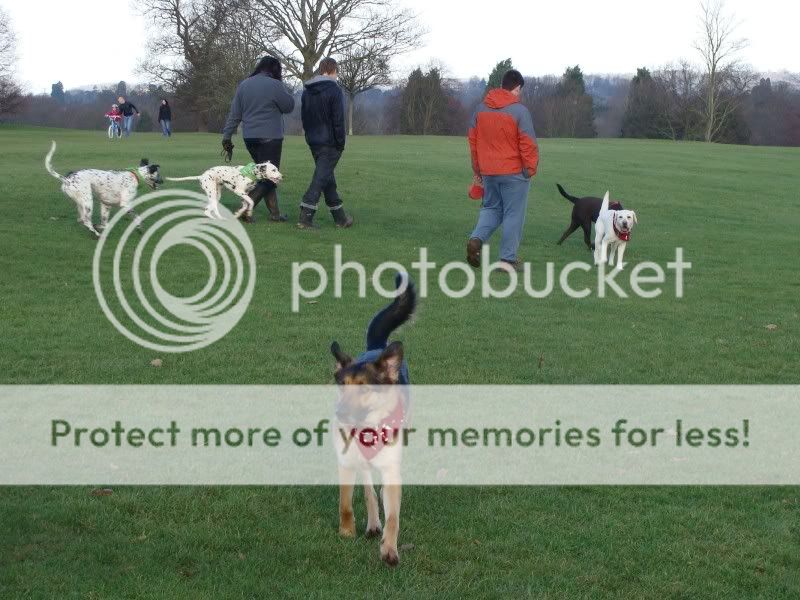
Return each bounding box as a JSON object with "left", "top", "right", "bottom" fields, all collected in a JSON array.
[
  {"left": 291, "top": 246, "right": 691, "bottom": 311},
  {"left": 92, "top": 190, "right": 256, "bottom": 352}
]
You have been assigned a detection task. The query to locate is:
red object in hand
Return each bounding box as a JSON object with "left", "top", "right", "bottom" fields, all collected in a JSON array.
[{"left": 468, "top": 183, "right": 484, "bottom": 200}]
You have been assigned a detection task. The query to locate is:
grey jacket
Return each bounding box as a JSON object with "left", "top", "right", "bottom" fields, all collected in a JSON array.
[{"left": 222, "top": 74, "right": 295, "bottom": 140}]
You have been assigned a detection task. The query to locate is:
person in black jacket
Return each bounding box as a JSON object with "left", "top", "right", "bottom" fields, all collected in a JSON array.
[
  {"left": 117, "top": 96, "right": 139, "bottom": 137},
  {"left": 298, "top": 57, "right": 353, "bottom": 229},
  {"left": 158, "top": 99, "right": 172, "bottom": 137}
]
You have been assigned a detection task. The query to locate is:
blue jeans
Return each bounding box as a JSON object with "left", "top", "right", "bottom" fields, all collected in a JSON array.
[
  {"left": 123, "top": 115, "right": 135, "bottom": 136},
  {"left": 470, "top": 173, "right": 531, "bottom": 262},
  {"left": 160, "top": 119, "right": 171, "bottom": 136}
]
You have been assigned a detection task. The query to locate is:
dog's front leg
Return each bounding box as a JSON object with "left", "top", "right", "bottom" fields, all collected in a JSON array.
[
  {"left": 380, "top": 466, "right": 402, "bottom": 566},
  {"left": 363, "top": 470, "right": 382, "bottom": 538},
  {"left": 599, "top": 240, "right": 610, "bottom": 265},
  {"left": 127, "top": 209, "right": 144, "bottom": 232},
  {"left": 338, "top": 465, "right": 356, "bottom": 538},
  {"left": 615, "top": 243, "right": 627, "bottom": 270}
]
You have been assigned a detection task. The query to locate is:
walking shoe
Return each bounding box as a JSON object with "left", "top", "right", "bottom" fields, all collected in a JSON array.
[
  {"left": 238, "top": 213, "right": 255, "bottom": 224},
  {"left": 466, "top": 237, "right": 483, "bottom": 268},
  {"left": 331, "top": 207, "right": 354, "bottom": 229},
  {"left": 297, "top": 206, "right": 319, "bottom": 230},
  {"left": 500, "top": 258, "right": 523, "bottom": 273}
]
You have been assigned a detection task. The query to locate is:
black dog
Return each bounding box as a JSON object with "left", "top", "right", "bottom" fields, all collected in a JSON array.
[{"left": 556, "top": 183, "right": 623, "bottom": 250}]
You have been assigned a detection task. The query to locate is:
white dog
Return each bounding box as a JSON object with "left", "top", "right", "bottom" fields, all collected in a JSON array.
[
  {"left": 166, "top": 163, "right": 282, "bottom": 220},
  {"left": 594, "top": 191, "right": 638, "bottom": 269},
  {"left": 45, "top": 141, "right": 163, "bottom": 237}
]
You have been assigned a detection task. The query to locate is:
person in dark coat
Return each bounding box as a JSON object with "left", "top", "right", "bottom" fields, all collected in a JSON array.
[
  {"left": 158, "top": 99, "right": 172, "bottom": 137},
  {"left": 117, "top": 96, "right": 139, "bottom": 137},
  {"left": 222, "top": 56, "right": 295, "bottom": 223},
  {"left": 297, "top": 57, "right": 353, "bottom": 229}
]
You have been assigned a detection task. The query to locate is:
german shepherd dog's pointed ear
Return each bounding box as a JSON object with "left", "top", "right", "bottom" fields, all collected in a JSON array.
[
  {"left": 331, "top": 342, "right": 353, "bottom": 371},
  {"left": 376, "top": 341, "right": 404, "bottom": 383},
  {"left": 140, "top": 158, "right": 150, "bottom": 166}
]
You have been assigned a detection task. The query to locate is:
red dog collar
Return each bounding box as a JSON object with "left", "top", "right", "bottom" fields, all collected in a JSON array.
[
  {"left": 352, "top": 401, "right": 405, "bottom": 460},
  {"left": 613, "top": 219, "right": 631, "bottom": 242}
]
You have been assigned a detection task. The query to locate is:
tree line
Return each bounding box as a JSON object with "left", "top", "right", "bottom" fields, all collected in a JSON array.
[{"left": 1, "top": 0, "right": 798, "bottom": 146}]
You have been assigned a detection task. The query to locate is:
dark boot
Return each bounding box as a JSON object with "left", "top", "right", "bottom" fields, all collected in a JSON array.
[
  {"left": 466, "top": 237, "right": 483, "bottom": 268},
  {"left": 265, "top": 190, "right": 288, "bottom": 222},
  {"left": 330, "top": 207, "right": 353, "bottom": 229},
  {"left": 297, "top": 207, "right": 319, "bottom": 230},
  {"left": 247, "top": 187, "right": 266, "bottom": 219}
]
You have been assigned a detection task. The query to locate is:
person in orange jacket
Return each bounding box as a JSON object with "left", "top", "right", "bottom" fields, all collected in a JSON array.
[{"left": 466, "top": 69, "right": 539, "bottom": 272}]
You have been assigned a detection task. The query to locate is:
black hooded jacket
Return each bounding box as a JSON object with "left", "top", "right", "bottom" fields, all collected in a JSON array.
[{"left": 301, "top": 76, "right": 346, "bottom": 150}]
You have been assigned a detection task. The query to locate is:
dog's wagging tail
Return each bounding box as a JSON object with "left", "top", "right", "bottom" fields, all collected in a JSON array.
[
  {"left": 556, "top": 183, "right": 581, "bottom": 204},
  {"left": 366, "top": 273, "right": 416, "bottom": 352},
  {"left": 45, "top": 141, "right": 62, "bottom": 181},
  {"left": 330, "top": 273, "right": 416, "bottom": 385}
]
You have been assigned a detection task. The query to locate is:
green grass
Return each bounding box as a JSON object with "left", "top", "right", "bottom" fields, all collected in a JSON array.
[{"left": 1, "top": 127, "right": 799, "bottom": 597}]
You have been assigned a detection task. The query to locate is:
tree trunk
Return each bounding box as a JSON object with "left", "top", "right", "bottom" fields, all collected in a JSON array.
[
  {"left": 347, "top": 94, "right": 355, "bottom": 136},
  {"left": 705, "top": 78, "right": 716, "bottom": 142}
]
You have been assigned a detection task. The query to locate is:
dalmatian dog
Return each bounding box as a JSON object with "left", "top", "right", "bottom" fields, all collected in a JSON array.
[
  {"left": 45, "top": 141, "right": 163, "bottom": 238},
  {"left": 166, "top": 163, "right": 283, "bottom": 220},
  {"left": 594, "top": 191, "right": 639, "bottom": 269}
]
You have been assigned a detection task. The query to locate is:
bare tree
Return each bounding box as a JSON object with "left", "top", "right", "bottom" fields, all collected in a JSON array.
[
  {"left": 694, "top": 0, "right": 748, "bottom": 141},
  {"left": 0, "top": 7, "right": 15, "bottom": 78},
  {"left": 652, "top": 62, "right": 704, "bottom": 141},
  {"left": 0, "top": 7, "right": 23, "bottom": 116},
  {"left": 337, "top": 42, "right": 391, "bottom": 135},
  {"left": 139, "top": 0, "right": 260, "bottom": 130},
  {"left": 247, "top": 0, "right": 422, "bottom": 81}
]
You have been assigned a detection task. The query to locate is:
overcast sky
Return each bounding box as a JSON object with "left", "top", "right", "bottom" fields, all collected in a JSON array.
[{"left": 4, "top": 0, "right": 797, "bottom": 93}]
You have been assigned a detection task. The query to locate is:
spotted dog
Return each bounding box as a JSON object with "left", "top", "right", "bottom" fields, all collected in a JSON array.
[
  {"left": 330, "top": 273, "right": 416, "bottom": 567},
  {"left": 594, "top": 191, "right": 639, "bottom": 269},
  {"left": 166, "top": 162, "right": 282, "bottom": 220},
  {"left": 45, "top": 141, "right": 163, "bottom": 237}
]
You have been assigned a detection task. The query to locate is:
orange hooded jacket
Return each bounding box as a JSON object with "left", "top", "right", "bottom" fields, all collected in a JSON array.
[{"left": 468, "top": 88, "right": 539, "bottom": 177}]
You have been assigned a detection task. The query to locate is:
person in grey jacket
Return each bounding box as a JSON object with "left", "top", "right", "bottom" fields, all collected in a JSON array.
[{"left": 222, "top": 56, "right": 295, "bottom": 222}]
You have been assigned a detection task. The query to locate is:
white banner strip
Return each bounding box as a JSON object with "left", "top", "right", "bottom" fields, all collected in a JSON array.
[{"left": 1, "top": 386, "right": 797, "bottom": 485}]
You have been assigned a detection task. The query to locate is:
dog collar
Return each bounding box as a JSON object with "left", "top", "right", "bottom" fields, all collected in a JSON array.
[
  {"left": 239, "top": 163, "right": 258, "bottom": 182},
  {"left": 613, "top": 220, "right": 631, "bottom": 242},
  {"left": 128, "top": 169, "right": 150, "bottom": 191},
  {"left": 351, "top": 400, "right": 405, "bottom": 461}
]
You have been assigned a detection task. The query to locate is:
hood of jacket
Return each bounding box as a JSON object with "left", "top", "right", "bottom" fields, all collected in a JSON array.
[
  {"left": 484, "top": 88, "right": 519, "bottom": 109},
  {"left": 304, "top": 75, "right": 340, "bottom": 95}
]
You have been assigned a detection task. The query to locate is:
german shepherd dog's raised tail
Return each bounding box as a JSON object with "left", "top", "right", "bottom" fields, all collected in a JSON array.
[{"left": 330, "top": 272, "right": 416, "bottom": 566}]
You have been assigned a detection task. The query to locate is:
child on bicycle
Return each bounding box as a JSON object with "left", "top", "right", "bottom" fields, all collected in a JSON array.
[{"left": 105, "top": 104, "right": 123, "bottom": 134}]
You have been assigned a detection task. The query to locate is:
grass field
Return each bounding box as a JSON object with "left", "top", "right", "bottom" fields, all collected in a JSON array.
[{"left": 1, "top": 126, "right": 799, "bottom": 597}]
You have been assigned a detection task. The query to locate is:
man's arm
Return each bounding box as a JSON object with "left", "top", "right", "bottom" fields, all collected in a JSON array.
[
  {"left": 222, "top": 86, "right": 243, "bottom": 140},
  {"left": 517, "top": 107, "right": 539, "bottom": 177},
  {"left": 129, "top": 102, "right": 139, "bottom": 114},
  {"left": 331, "top": 87, "right": 346, "bottom": 151},
  {"left": 467, "top": 108, "right": 480, "bottom": 175}
]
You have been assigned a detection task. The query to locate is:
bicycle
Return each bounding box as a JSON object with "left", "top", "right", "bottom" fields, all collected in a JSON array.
[{"left": 107, "top": 116, "right": 122, "bottom": 139}]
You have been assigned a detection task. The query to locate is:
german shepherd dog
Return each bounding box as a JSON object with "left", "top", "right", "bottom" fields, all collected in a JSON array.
[
  {"left": 330, "top": 273, "right": 416, "bottom": 566},
  {"left": 556, "top": 183, "right": 623, "bottom": 250}
]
